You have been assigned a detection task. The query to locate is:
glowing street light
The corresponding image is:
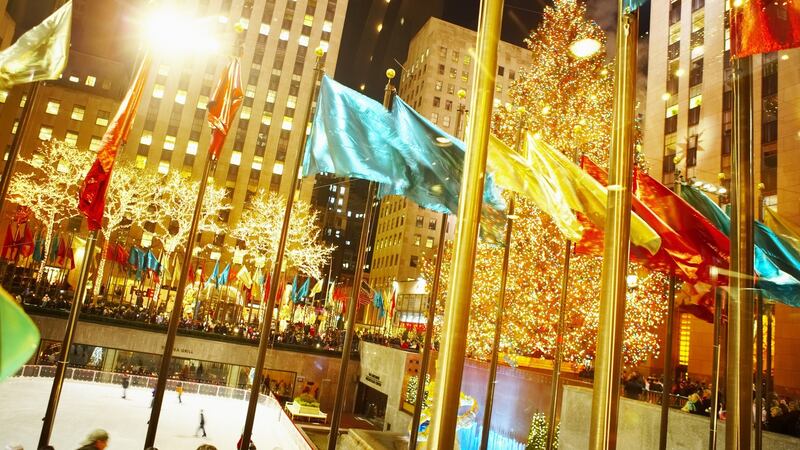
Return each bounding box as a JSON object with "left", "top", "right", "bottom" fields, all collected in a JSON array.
[{"left": 570, "top": 37, "right": 602, "bottom": 58}]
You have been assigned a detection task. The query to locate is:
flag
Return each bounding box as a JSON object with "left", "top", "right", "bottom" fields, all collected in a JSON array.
[
  {"left": 303, "top": 75, "right": 506, "bottom": 238},
  {"left": 764, "top": 207, "right": 800, "bottom": 256},
  {"left": 577, "top": 158, "right": 707, "bottom": 283},
  {"left": 64, "top": 241, "right": 75, "bottom": 270},
  {"left": 0, "top": 286, "right": 40, "bottom": 381},
  {"left": 78, "top": 53, "right": 151, "bottom": 230},
  {"left": 32, "top": 232, "right": 43, "bottom": 262},
  {"left": 681, "top": 185, "right": 800, "bottom": 306},
  {"left": 291, "top": 275, "right": 298, "bottom": 302},
  {"left": 373, "top": 290, "right": 385, "bottom": 319},
  {"left": 357, "top": 286, "right": 372, "bottom": 306},
  {"left": 0, "top": 1, "right": 71, "bottom": 89},
  {"left": 206, "top": 260, "right": 220, "bottom": 288},
  {"left": 206, "top": 57, "right": 243, "bottom": 159},
  {"left": 488, "top": 133, "right": 661, "bottom": 253},
  {"left": 187, "top": 263, "right": 195, "bottom": 284},
  {"left": 218, "top": 263, "right": 231, "bottom": 286},
  {"left": 624, "top": 0, "right": 648, "bottom": 12},
  {"left": 326, "top": 280, "right": 336, "bottom": 304},
  {"left": 295, "top": 278, "right": 310, "bottom": 303},
  {"left": 49, "top": 234, "right": 60, "bottom": 263},
  {"left": 146, "top": 249, "right": 160, "bottom": 272},
  {"left": 55, "top": 238, "right": 66, "bottom": 266},
  {"left": 19, "top": 225, "right": 33, "bottom": 259},
  {"left": 310, "top": 278, "right": 323, "bottom": 297},
  {"left": 238, "top": 265, "right": 253, "bottom": 289},
  {"left": 1, "top": 225, "right": 14, "bottom": 260},
  {"left": 730, "top": 0, "right": 800, "bottom": 58}
]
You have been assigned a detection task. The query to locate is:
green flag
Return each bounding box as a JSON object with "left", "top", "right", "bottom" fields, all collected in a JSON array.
[
  {"left": 0, "top": 287, "right": 40, "bottom": 380},
  {"left": 625, "top": 0, "right": 648, "bottom": 12},
  {"left": 0, "top": 1, "right": 72, "bottom": 89}
]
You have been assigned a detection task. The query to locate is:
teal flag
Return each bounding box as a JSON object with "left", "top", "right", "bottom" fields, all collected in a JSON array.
[
  {"left": 32, "top": 232, "right": 43, "bottom": 262},
  {"left": 373, "top": 290, "right": 384, "bottom": 319},
  {"left": 218, "top": 263, "right": 231, "bottom": 286},
  {"left": 303, "top": 75, "right": 506, "bottom": 238},
  {"left": 206, "top": 260, "right": 219, "bottom": 288},
  {"left": 625, "top": 0, "right": 648, "bottom": 12},
  {"left": 295, "top": 278, "right": 310, "bottom": 304},
  {"left": 681, "top": 185, "right": 800, "bottom": 306},
  {"left": 291, "top": 275, "right": 298, "bottom": 302}
]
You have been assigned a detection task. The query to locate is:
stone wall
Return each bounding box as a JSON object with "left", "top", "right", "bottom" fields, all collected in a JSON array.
[
  {"left": 358, "top": 342, "right": 413, "bottom": 433},
  {"left": 560, "top": 385, "right": 800, "bottom": 450}
]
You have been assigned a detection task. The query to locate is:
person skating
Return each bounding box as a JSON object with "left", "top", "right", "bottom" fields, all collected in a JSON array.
[
  {"left": 76, "top": 429, "right": 109, "bottom": 449},
  {"left": 195, "top": 409, "right": 207, "bottom": 437},
  {"left": 121, "top": 375, "right": 130, "bottom": 399},
  {"left": 176, "top": 382, "right": 183, "bottom": 404}
]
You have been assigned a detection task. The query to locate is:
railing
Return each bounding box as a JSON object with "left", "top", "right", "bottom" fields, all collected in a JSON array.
[{"left": 14, "top": 365, "right": 314, "bottom": 449}]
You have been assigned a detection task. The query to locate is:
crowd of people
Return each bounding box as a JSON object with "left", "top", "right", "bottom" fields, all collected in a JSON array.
[{"left": 4, "top": 427, "right": 253, "bottom": 450}]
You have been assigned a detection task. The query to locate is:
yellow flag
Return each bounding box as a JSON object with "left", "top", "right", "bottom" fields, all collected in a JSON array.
[
  {"left": 310, "top": 278, "right": 324, "bottom": 296},
  {"left": 0, "top": 1, "right": 71, "bottom": 89},
  {"left": 487, "top": 132, "right": 661, "bottom": 255},
  {"left": 764, "top": 207, "right": 800, "bottom": 255}
]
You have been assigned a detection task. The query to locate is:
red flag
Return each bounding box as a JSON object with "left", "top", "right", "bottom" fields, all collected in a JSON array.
[
  {"left": 65, "top": 244, "right": 75, "bottom": 270},
  {"left": 187, "top": 263, "right": 195, "bottom": 284},
  {"left": 731, "top": 0, "right": 800, "bottom": 58},
  {"left": 206, "top": 57, "right": 243, "bottom": 160},
  {"left": 55, "top": 238, "right": 66, "bottom": 266},
  {"left": 390, "top": 289, "right": 396, "bottom": 317},
  {"left": 2, "top": 224, "right": 15, "bottom": 260},
  {"left": 78, "top": 54, "right": 151, "bottom": 230},
  {"left": 19, "top": 225, "right": 33, "bottom": 258},
  {"left": 576, "top": 158, "right": 706, "bottom": 283}
]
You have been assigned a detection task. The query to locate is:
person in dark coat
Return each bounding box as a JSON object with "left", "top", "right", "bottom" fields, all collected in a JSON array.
[
  {"left": 195, "top": 409, "right": 207, "bottom": 437},
  {"left": 121, "top": 375, "right": 130, "bottom": 399}
]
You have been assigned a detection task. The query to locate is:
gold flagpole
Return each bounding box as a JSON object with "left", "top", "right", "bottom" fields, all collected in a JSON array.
[
  {"left": 658, "top": 274, "right": 676, "bottom": 450},
  {"left": 0, "top": 81, "right": 40, "bottom": 215},
  {"left": 428, "top": 0, "right": 503, "bottom": 447},
  {"left": 408, "top": 89, "right": 465, "bottom": 450},
  {"left": 240, "top": 48, "right": 327, "bottom": 448},
  {"left": 326, "top": 70, "right": 395, "bottom": 449},
  {"left": 727, "top": 51, "right": 754, "bottom": 450},
  {"left": 754, "top": 183, "right": 765, "bottom": 450},
  {"left": 588, "top": 4, "right": 638, "bottom": 449}
]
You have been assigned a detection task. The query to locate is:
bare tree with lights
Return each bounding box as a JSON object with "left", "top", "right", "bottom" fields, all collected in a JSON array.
[
  {"left": 423, "top": 0, "right": 669, "bottom": 368},
  {"left": 8, "top": 139, "right": 94, "bottom": 280},
  {"left": 231, "top": 189, "right": 333, "bottom": 280}
]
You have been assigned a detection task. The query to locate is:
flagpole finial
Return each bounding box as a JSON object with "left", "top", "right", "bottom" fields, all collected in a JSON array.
[
  {"left": 386, "top": 68, "right": 396, "bottom": 79},
  {"left": 457, "top": 89, "right": 466, "bottom": 99},
  {"left": 315, "top": 46, "right": 326, "bottom": 57}
]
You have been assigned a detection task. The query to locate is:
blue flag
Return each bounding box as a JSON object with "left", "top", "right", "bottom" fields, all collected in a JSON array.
[
  {"left": 625, "top": 0, "right": 648, "bottom": 12},
  {"left": 291, "top": 275, "right": 298, "bottom": 302},
  {"left": 373, "top": 290, "right": 384, "bottom": 319},
  {"left": 146, "top": 250, "right": 159, "bottom": 272},
  {"left": 218, "top": 263, "right": 231, "bottom": 286},
  {"left": 681, "top": 185, "right": 800, "bottom": 307},
  {"left": 303, "top": 75, "right": 505, "bottom": 239},
  {"left": 295, "top": 278, "right": 310, "bottom": 304},
  {"left": 207, "top": 260, "right": 220, "bottom": 288}
]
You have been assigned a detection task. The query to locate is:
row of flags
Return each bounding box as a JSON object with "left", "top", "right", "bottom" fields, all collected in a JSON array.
[{"left": 2, "top": 225, "right": 78, "bottom": 269}]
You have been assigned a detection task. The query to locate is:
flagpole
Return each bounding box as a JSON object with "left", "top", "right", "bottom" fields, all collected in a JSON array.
[
  {"left": 409, "top": 211, "right": 448, "bottom": 450},
  {"left": 588, "top": 4, "right": 638, "bottom": 449},
  {"left": 0, "top": 82, "right": 40, "bottom": 216},
  {"left": 239, "top": 48, "right": 326, "bottom": 447},
  {"left": 754, "top": 183, "right": 765, "bottom": 450},
  {"left": 329, "top": 72, "right": 394, "bottom": 450},
  {"left": 428, "top": 1, "right": 502, "bottom": 447},
  {"left": 708, "top": 271, "right": 723, "bottom": 450},
  {"left": 658, "top": 274, "right": 676, "bottom": 450},
  {"left": 727, "top": 50, "right": 755, "bottom": 450},
  {"left": 38, "top": 228, "right": 97, "bottom": 447}
]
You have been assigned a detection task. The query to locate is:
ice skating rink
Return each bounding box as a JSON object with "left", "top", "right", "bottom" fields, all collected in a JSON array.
[{"left": 0, "top": 377, "right": 310, "bottom": 449}]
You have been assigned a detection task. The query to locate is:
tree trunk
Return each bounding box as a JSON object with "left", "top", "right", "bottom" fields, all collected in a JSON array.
[
  {"left": 93, "top": 235, "right": 109, "bottom": 297},
  {"left": 36, "top": 218, "right": 55, "bottom": 283}
]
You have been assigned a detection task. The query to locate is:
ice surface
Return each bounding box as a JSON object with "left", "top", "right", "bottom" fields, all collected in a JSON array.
[{"left": 0, "top": 377, "right": 309, "bottom": 450}]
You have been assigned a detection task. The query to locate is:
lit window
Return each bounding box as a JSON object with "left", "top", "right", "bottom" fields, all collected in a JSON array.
[
  {"left": 282, "top": 116, "right": 293, "bottom": 130},
  {"left": 45, "top": 99, "right": 60, "bottom": 115},
  {"left": 666, "top": 105, "right": 679, "bottom": 118},
  {"left": 426, "top": 237, "right": 434, "bottom": 248},
  {"left": 186, "top": 141, "right": 198, "bottom": 155},
  {"left": 0, "top": 90, "right": 7, "bottom": 103},
  {"left": 157, "top": 162, "right": 170, "bottom": 174},
  {"left": 38, "top": 126, "right": 53, "bottom": 141},
  {"left": 690, "top": 94, "right": 703, "bottom": 109},
  {"left": 68, "top": 75, "right": 79, "bottom": 83},
  {"left": 287, "top": 96, "right": 297, "bottom": 109},
  {"left": 431, "top": 112, "right": 439, "bottom": 124},
  {"left": 304, "top": 14, "right": 314, "bottom": 26},
  {"left": 262, "top": 112, "right": 272, "bottom": 125},
  {"left": 239, "top": 18, "right": 249, "bottom": 29},
  {"left": 64, "top": 131, "right": 78, "bottom": 146},
  {"left": 11, "top": 120, "right": 18, "bottom": 134},
  {"left": 158, "top": 65, "right": 169, "bottom": 76},
  {"left": 442, "top": 116, "right": 451, "bottom": 127},
  {"left": 19, "top": 95, "right": 26, "bottom": 107},
  {"left": 197, "top": 95, "right": 208, "bottom": 110},
  {"left": 280, "top": 29, "right": 290, "bottom": 41},
  {"left": 320, "top": 40, "right": 329, "bottom": 52},
  {"left": 260, "top": 23, "right": 270, "bottom": 35},
  {"left": 89, "top": 136, "right": 103, "bottom": 151},
  {"left": 96, "top": 111, "right": 109, "bottom": 127},
  {"left": 240, "top": 106, "right": 252, "bottom": 120},
  {"left": 272, "top": 162, "right": 284, "bottom": 175},
  {"left": 267, "top": 90, "right": 277, "bottom": 103},
  {"left": 323, "top": 21, "right": 333, "bottom": 32},
  {"left": 230, "top": 151, "right": 242, "bottom": 165},
  {"left": 152, "top": 84, "right": 165, "bottom": 98},
  {"left": 679, "top": 314, "right": 691, "bottom": 366},
  {"left": 175, "top": 90, "right": 187, "bottom": 104},
  {"left": 414, "top": 234, "right": 421, "bottom": 246},
  {"left": 85, "top": 76, "right": 96, "bottom": 87},
  {"left": 245, "top": 85, "right": 256, "bottom": 98},
  {"left": 299, "top": 35, "right": 309, "bottom": 47},
  {"left": 251, "top": 157, "right": 263, "bottom": 171},
  {"left": 135, "top": 155, "right": 147, "bottom": 169},
  {"left": 164, "top": 135, "right": 176, "bottom": 150}
]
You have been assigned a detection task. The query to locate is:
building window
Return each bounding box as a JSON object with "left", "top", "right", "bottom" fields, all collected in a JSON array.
[
  {"left": 442, "top": 116, "right": 451, "bottom": 128},
  {"left": 89, "top": 136, "right": 103, "bottom": 151},
  {"left": 762, "top": 96, "right": 778, "bottom": 144},
  {"left": 426, "top": 237, "right": 434, "bottom": 248},
  {"left": 686, "top": 135, "right": 698, "bottom": 168},
  {"left": 158, "top": 161, "right": 170, "bottom": 174},
  {"left": 498, "top": 66, "right": 505, "bottom": 76},
  {"left": 439, "top": 46, "right": 447, "bottom": 58},
  {"left": 461, "top": 71, "right": 469, "bottom": 82},
  {"left": 163, "top": 135, "right": 176, "bottom": 150},
  {"left": 45, "top": 99, "right": 60, "bottom": 115},
  {"left": 670, "top": 0, "right": 681, "bottom": 25},
  {"left": 71, "top": 105, "right": 85, "bottom": 121},
  {"left": 38, "top": 126, "right": 53, "bottom": 141},
  {"left": 175, "top": 90, "right": 188, "bottom": 104},
  {"left": 689, "top": 58, "right": 703, "bottom": 87},
  {"left": 679, "top": 314, "right": 691, "bottom": 366},
  {"left": 431, "top": 112, "right": 439, "bottom": 124},
  {"left": 435, "top": 80, "right": 442, "bottom": 91},
  {"left": 664, "top": 115, "right": 678, "bottom": 134},
  {"left": 0, "top": 90, "right": 7, "bottom": 103},
  {"left": 433, "top": 97, "right": 440, "bottom": 107},
  {"left": 272, "top": 162, "right": 284, "bottom": 175},
  {"left": 96, "top": 111, "right": 110, "bottom": 127},
  {"left": 64, "top": 131, "right": 78, "bottom": 146},
  {"left": 152, "top": 84, "right": 165, "bottom": 98},
  {"left": 762, "top": 150, "right": 777, "bottom": 192},
  {"left": 428, "top": 218, "right": 437, "bottom": 230},
  {"left": 449, "top": 68, "right": 456, "bottom": 79},
  {"left": 85, "top": 75, "right": 96, "bottom": 87},
  {"left": 445, "top": 100, "right": 452, "bottom": 111},
  {"left": 410, "top": 255, "right": 419, "bottom": 268},
  {"left": 414, "top": 234, "right": 421, "bottom": 246},
  {"left": 140, "top": 132, "right": 153, "bottom": 146},
  {"left": 416, "top": 215, "right": 424, "bottom": 227}
]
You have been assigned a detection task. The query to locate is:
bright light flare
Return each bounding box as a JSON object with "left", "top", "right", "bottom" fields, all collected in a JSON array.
[
  {"left": 143, "top": 9, "right": 221, "bottom": 54},
  {"left": 569, "top": 38, "right": 601, "bottom": 58}
]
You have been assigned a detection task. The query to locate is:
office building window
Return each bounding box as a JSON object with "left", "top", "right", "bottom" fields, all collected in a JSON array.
[
  {"left": 45, "top": 99, "right": 60, "bottom": 115},
  {"left": 152, "top": 84, "right": 165, "bottom": 98},
  {"left": 0, "top": 90, "right": 7, "bottom": 103},
  {"left": 442, "top": 116, "right": 451, "bottom": 127},
  {"left": 429, "top": 218, "right": 437, "bottom": 230},
  {"left": 433, "top": 97, "right": 440, "bottom": 107},
  {"left": 416, "top": 215, "right": 424, "bottom": 227},
  {"left": 158, "top": 161, "right": 170, "bottom": 174},
  {"left": 96, "top": 111, "right": 110, "bottom": 127},
  {"left": 89, "top": 136, "right": 103, "bottom": 151},
  {"left": 64, "top": 131, "right": 78, "bottom": 146},
  {"left": 426, "top": 237, "right": 434, "bottom": 248},
  {"left": 163, "top": 135, "right": 176, "bottom": 150},
  {"left": 85, "top": 75, "right": 96, "bottom": 87},
  {"left": 414, "top": 234, "right": 421, "bottom": 246},
  {"left": 410, "top": 255, "right": 419, "bottom": 268},
  {"left": 38, "top": 126, "right": 53, "bottom": 141},
  {"left": 71, "top": 105, "right": 85, "bottom": 121}
]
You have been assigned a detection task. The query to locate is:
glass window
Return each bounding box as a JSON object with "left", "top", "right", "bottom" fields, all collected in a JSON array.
[
  {"left": 45, "top": 99, "right": 60, "bottom": 115},
  {"left": 186, "top": 140, "right": 198, "bottom": 155},
  {"left": 282, "top": 116, "right": 293, "bottom": 130},
  {"left": 152, "top": 84, "right": 165, "bottom": 98},
  {"left": 410, "top": 255, "right": 419, "bottom": 268},
  {"left": 260, "top": 23, "right": 270, "bottom": 35},
  {"left": 414, "top": 234, "right": 421, "bottom": 246},
  {"left": 279, "top": 29, "right": 290, "bottom": 40},
  {"left": 64, "top": 131, "right": 78, "bottom": 146},
  {"left": 431, "top": 112, "right": 439, "bottom": 124},
  {"left": 158, "top": 161, "right": 170, "bottom": 174},
  {"left": 140, "top": 132, "right": 153, "bottom": 146},
  {"left": 71, "top": 105, "right": 85, "bottom": 121},
  {"left": 241, "top": 106, "right": 252, "bottom": 120},
  {"left": 416, "top": 215, "right": 424, "bottom": 227},
  {"left": 449, "top": 68, "right": 457, "bottom": 79},
  {"left": 197, "top": 95, "right": 209, "bottom": 109},
  {"left": 230, "top": 151, "right": 242, "bottom": 166},
  {"left": 439, "top": 46, "right": 447, "bottom": 58},
  {"left": 262, "top": 112, "right": 272, "bottom": 125},
  {"left": 323, "top": 21, "right": 333, "bottom": 32},
  {"left": 89, "top": 136, "right": 103, "bottom": 151},
  {"left": 85, "top": 75, "right": 96, "bottom": 87},
  {"left": 442, "top": 116, "right": 451, "bottom": 127},
  {"left": 175, "top": 90, "right": 187, "bottom": 104},
  {"left": 435, "top": 80, "right": 442, "bottom": 91},
  {"left": 163, "top": 135, "right": 176, "bottom": 150},
  {"left": 0, "top": 90, "right": 8, "bottom": 103},
  {"left": 38, "top": 126, "right": 53, "bottom": 141},
  {"left": 433, "top": 97, "right": 441, "bottom": 107},
  {"left": 429, "top": 218, "right": 437, "bottom": 230},
  {"left": 96, "top": 111, "right": 110, "bottom": 127},
  {"left": 426, "top": 237, "right": 434, "bottom": 248},
  {"left": 135, "top": 155, "right": 147, "bottom": 169}
]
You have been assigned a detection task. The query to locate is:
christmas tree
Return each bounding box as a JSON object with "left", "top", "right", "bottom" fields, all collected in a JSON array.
[
  {"left": 526, "top": 412, "right": 558, "bottom": 450},
  {"left": 422, "top": 0, "right": 668, "bottom": 367}
]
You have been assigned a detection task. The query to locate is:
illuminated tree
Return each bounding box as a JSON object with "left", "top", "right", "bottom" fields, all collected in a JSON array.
[
  {"left": 8, "top": 139, "right": 94, "bottom": 278},
  {"left": 231, "top": 190, "right": 333, "bottom": 280},
  {"left": 93, "top": 162, "right": 161, "bottom": 295},
  {"left": 423, "top": 0, "right": 668, "bottom": 368},
  {"left": 151, "top": 171, "right": 230, "bottom": 287}
]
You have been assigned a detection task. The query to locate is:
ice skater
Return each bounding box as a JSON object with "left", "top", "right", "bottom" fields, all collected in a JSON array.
[
  {"left": 195, "top": 409, "right": 207, "bottom": 437},
  {"left": 176, "top": 382, "right": 183, "bottom": 404},
  {"left": 121, "top": 375, "right": 130, "bottom": 399},
  {"left": 77, "top": 429, "right": 109, "bottom": 449}
]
